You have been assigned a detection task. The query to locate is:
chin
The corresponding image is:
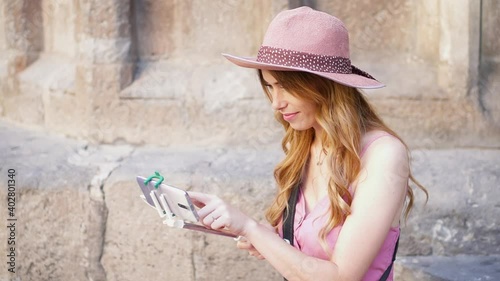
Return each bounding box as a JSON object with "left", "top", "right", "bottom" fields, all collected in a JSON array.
[{"left": 289, "top": 124, "right": 312, "bottom": 131}]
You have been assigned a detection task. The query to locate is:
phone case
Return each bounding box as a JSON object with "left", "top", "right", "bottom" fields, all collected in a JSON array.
[{"left": 136, "top": 175, "right": 237, "bottom": 238}]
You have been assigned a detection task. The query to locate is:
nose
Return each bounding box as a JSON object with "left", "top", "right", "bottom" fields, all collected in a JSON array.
[{"left": 271, "top": 90, "right": 286, "bottom": 111}]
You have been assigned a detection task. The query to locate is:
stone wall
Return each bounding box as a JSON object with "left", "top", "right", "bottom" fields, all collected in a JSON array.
[
  {"left": 1, "top": 1, "right": 499, "bottom": 281},
  {"left": 1, "top": 0, "right": 498, "bottom": 148}
]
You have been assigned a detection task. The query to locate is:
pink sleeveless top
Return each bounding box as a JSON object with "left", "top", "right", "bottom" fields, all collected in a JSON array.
[{"left": 278, "top": 134, "right": 399, "bottom": 280}]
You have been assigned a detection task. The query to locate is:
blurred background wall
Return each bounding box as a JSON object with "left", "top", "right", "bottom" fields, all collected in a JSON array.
[
  {"left": 1, "top": 0, "right": 499, "bottom": 148},
  {"left": 0, "top": 0, "right": 499, "bottom": 280}
]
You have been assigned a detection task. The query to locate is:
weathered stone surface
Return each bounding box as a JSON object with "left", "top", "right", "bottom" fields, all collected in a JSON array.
[
  {"left": 436, "top": 0, "right": 481, "bottom": 99},
  {"left": 42, "top": 0, "right": 76, "bottom": 58},
  {"left": 480, "top": 0, "right": 500, "bottom": 128},
  {"left": 76, "top": 0, "right": 131, "bottom": 39},
  {"left": 317, "top": 0, "right": 416, "bottom": 56},
  {"left": 105, "top": 63, "right": 282, "bottom": 146},
  {"left": 1, "top": 0, "right": 500, "bottom": 148},
  {"left": 0, "top": 122, "right": 132, "bottom": 281},
  {"left": 369, "top": 98, "right": 500, "bottom": 148},
  {"left": 401, "top": 149, "right": 500, "bottom": 256},
  {"left": 132, "top": 0, "right": 275, "bottom": 61},
  {"left": 3, "top": 54, "right": 76, "bottom": 128},
  {"left": 395, "top": 255, "right": 500, "bottom": 281},
  {"left": 2, "top": 90, "right": 44, "bottom": 126},
  {"left": 101, "top": 178, "right": 195, "bottom": 281},
  {"left": 0, "top": 0, "right": 5, "bottom": 51},
  {"left": 77, "top": 37, "right": 132, "bottom": 65},
  {"left": 0, "top": 119, "right": 500, "bottom": 280},
  {"left": 394, "top": 260, "right": 448, "bottom": 281}
]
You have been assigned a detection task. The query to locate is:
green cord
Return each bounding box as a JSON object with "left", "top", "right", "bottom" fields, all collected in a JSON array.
[{"left": 144, "top": 171, "right": 164, "bottom": 189}]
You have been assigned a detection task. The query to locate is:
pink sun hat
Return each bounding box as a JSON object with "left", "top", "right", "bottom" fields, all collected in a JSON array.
[{"left": 222, "top": 7, "right": 384, "bottom": 89}]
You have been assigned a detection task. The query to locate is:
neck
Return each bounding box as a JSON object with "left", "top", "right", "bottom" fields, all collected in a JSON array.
[{"left": 312, "top": 126, "right": 324, "bottom": 149}]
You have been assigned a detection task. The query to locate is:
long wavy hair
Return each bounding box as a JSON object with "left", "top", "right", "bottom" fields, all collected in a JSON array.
[{"left": 259, "top": 70, "right": 428, "bottom": 254}]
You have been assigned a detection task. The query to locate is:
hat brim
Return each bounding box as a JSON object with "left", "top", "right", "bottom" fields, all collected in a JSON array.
[{"left": 222, "top": 53, "right": 384, "bottom": 89}]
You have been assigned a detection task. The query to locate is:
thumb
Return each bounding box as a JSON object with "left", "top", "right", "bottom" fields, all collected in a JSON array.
[{"left": 187, "top": 191, "right": 211, "bottom": 207}]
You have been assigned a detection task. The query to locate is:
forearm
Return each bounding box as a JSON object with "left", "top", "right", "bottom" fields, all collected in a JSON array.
[{"left": 244, "top": 221, "right": 340, "bottom": 281}]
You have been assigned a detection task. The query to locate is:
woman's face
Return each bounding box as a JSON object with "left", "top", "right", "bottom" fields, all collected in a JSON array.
[{"left": 261, "top": 70, "right": 320, "bottom": 132}]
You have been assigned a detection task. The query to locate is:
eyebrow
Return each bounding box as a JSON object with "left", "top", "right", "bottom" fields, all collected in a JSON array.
[{"left": 263, "top": 80, "right": 279, "bottom": 85}]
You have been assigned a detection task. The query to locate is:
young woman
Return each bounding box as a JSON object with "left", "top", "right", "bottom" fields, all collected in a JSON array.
[{"left": 189, "top": 7, "right": 427, "bottom": 281}]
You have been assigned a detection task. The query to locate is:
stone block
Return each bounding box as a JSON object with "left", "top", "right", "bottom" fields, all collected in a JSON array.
[
  {"left": 132, "top": 0, "right": 275, "bottom": 61},
  {"left": 414, "top": 0, "right": 440, "bottom": 62},
  {"left": 395, "top": 255, "right": 500, "bottom": 281},
  {"left": 1, "top": 0, "right": 44, "bottom": 54},
  {"left": 76, "top": 0, "right": 131, "bottom": 39},
  {"left": 42, "top": 0, "right": 76, "bottom": 57},
  {"left": 437, "top": 0, "right": 480, "bottom": 98},
  {"left": 369, "top": 98, "right": 500, "bottom": 148},
  {"left": 119, "top": 61, "right": 190, "bottom": 100},
  {"left": 0, "top": 0, "right": 5, "bottom": 50},
  {"left": 478, "top": 63, "right": 500, "bottom": 129},
  {"left": 101, "top": 179, "right": 195, "bottom": 281},
  {"left": 43, "top": 92, "right": 89, "bottom": 139},
  {"left": 113, "top": 62, "right": 282, "bottom": 147},
  {"left": 317, "top": 0, "right": 416, "bottom": 56},
  {"left": 3, "top": 91, "right": 44, "bottom": 127},
  {"left": 479, "top": 0, "right": 500, "bottom": 128},
  {"left": 0, "top": 123, "right": 99, "bottom": 281},
  {"left": 77, "top": 37, "right": 132, "bottom": 64},
  {"left": 394, "top": 260, "right": 447, "bottom": 281},
  {"left": 401, "top": 149, "right": 500, "bottom": 256},
  {"left": 84, "top": 63, "right": 133, "bottom": 98},
  {"left": 481, "top": 0, "right": 500, "bottom": 58},
  {"left": 359, "top": 53, "right": 439, "bottom": 100},
  {"left": 4, "top": 54, "right": 77, "bottom": 128}
]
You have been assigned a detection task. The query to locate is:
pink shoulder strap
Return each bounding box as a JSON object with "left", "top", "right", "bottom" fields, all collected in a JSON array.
[{"left": 359, "top": 133, "right": 394, "bottom": 157}]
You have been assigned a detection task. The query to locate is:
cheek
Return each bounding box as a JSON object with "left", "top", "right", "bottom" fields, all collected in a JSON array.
[{"left": 305, "top": 104, "right": 318, "bottom": 118}]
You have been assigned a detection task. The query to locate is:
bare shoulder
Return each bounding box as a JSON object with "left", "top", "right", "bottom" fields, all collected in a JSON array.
[{"left": 360, "top": 131, "right": 408, "bottom": 166}]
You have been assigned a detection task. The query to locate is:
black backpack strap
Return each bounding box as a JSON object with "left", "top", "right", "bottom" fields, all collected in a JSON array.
[
  {"left": 282, "top": 183, "right": 300, "bottom": 281},
  {"left": 378, "top": 235, "right": 399, "bottom": 281},
  {"left": 283, "top": 183, "right": 300, "bottom": 246}
]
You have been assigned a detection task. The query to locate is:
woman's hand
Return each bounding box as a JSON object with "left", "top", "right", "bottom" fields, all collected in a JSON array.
[
  {"left": 188, "top": 191, "right": 257, "bottom": 237},
  {"left": 237, "top": 222, "right": 275, "bottom": 259},
  {"left": 237, "top": 237, "right": 265, "bottom": 260}
]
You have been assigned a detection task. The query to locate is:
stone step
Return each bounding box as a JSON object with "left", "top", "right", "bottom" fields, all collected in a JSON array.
[
  {"left": 395, "top": 255, "right": 500, "bottom": 281},
  {"left": 1, "top": 120, "right": 499, "bottom": 281}
]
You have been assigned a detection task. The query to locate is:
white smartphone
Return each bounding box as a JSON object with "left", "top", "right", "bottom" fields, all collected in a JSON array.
[
  {"left": 136, "top": 176, "right": 200, "bottom": 223},
  {"left": 136, "top": 175, "right": 238, "bottom": 238}
]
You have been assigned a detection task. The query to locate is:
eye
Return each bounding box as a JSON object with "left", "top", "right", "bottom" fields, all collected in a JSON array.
[{"left": 264, "top": 83, "right": 283, "bottom": 90}]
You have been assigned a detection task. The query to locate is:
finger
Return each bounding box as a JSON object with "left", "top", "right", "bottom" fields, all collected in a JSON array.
[
  {"left": 190, "top": 198, "right": 205, "bottom": 208},
  {"left": 237, "top": 240, "right": 252, "bottom": 250},
  {"left": 187, "top": 191, "right": 213, "bottom": 205},
  {"left": 187, "top": 191, "right": 210, "bottom": 208},
  {"left": 248, "top": 250, "right": 261, "bottom": 257},
  {"left": 210, "top": 215, "right": 227, "bottom": 230},
  {"left": 202, "top": 212, "right": 219, "bottom": 226},
  {"left": 195, "top": 198, "right": 223, "bottom": 219},
  {"left": 199, "top": 209, "right": 215, "bottom": 226},
  {"left": 198, "top": 203, "right": 221, "bottom": 225},
  {"left": 249, "top": 251, "right": 265, "bottom": 260}
]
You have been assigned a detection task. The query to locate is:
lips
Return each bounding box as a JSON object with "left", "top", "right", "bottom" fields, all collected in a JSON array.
[{"left": 282, "top": 112, "right": 298, "bottom": 121}]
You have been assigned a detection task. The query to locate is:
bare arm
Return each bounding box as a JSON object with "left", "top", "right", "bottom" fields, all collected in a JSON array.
[{"left": 330, "top": 136, "right": 408, "bottom": 279}]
